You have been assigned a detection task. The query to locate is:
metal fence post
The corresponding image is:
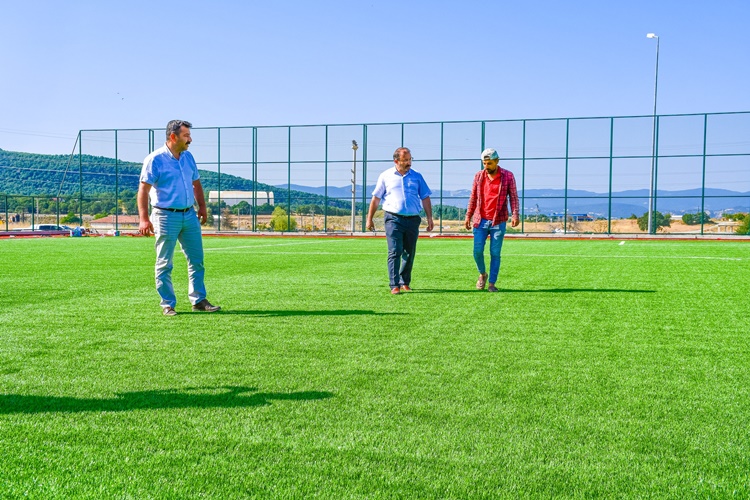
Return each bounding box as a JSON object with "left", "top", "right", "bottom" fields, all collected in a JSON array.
[
  {"left": 700, "top": 114, "right": 708, "bottom": 235},
  {"left": 115, "top": 129, "right": 119, "bottom": 233},
  {"left": 652, "top": 115, "right": 660, "bottom": 233},
  {"left": 217, "top": 127, "right": 222, "bottom": 232},
  {"left": 521, "top": 120, "right": 526, "bottom": 233},
  {"left": 78, "top": 132, "right": 83, "bottom": 225},
  {"left": 608, "top": 118, "right": 614, "bottom": 234},
  {"left": 361, "top": 124, "right": 368, "bottom": 232},
  {"left": 439, "top": 122, "right": 444, "bottom": 234},
  {"left": 563, "top": 119, "right": 570, "bottom": 234},
  {"left": 287, "top": 126, "right": 292, "bottom": 232},
  {"left": 324, "top": 125, "right": 329, "bottom": 233},
  {"left": 252, "top": 127, "right": 257, "bottom": 232}
]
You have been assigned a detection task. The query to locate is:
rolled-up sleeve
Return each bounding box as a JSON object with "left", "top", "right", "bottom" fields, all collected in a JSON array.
[
  {"left": 418, "top": 175, "right": 432, "bottom": 200},
  {"left": 372, "top": 174, "right": 386, "bottom": 199},
  {"left": 507, "top": 171, "right": 519, "bottom": 216},
  {"left": 140, "top": 157, "right": 158, "bottom": 185}
]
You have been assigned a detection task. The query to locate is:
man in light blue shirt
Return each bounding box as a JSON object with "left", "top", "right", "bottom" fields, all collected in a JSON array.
[
  {"left": 366, "top": 147, "right": 434, "bottom": 294},
  {"left": 138, "top": 120, "right": 220, "bottom": 316}
]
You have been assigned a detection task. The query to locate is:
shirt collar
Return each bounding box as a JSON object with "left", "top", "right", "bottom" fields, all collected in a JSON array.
[{"left": 164, "top": 143, "right": 178, "bottom": 160}]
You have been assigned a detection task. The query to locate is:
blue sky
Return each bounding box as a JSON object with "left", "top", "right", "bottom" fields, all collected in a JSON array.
[{"left": 1, "top": 0, "right": 748, "bottom": 157}]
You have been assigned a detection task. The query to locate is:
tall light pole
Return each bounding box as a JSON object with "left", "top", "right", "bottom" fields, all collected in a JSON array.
[
  {"left": 351, "top": 140, "right": 358, "bottom": 232},
  {"left": 647, "top": 33, "right": 660, "bottom": 234}
]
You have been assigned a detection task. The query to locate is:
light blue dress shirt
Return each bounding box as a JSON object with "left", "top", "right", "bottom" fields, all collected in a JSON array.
[
  {"left": 372, "top": 167, "right": 432, "bottom": 216},
  {"left": 140, "top": 144, "right": 200, "bottom": 209}
]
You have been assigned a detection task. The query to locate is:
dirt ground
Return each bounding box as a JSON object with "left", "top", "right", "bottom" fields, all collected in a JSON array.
[{"left": 3, "top": 214, "right": 741, "bottom": 235}]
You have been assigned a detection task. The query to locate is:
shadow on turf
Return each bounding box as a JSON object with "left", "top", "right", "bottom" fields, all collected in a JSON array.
[
  {"left": 416, "top": 288, "right": 655, "bottom": 294},
  {"left": 205, "top": 309, "right": 404, "bottom": 317},
  {"left": 0, "top": 386, "right": 334, "bottom": 414}
]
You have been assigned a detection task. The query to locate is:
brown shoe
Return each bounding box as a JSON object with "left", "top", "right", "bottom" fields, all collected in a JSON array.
[
  {"left": 488, "top": 284, "right": 499, "bottom": 293},
  {"left": 476, "top": 273, "right": 488, "bottom": 290},
  {"left": 400, "top": 285, "right": 412, "bottom": 292},
  {"left": 192, "top": 299, "right": 221, "bottom": 312},
  {"left": 391, "top": 287, "right": 401, "bottom": 295},
  {"left": 163, "top": 307, "right": 177, "bottom": 316}
]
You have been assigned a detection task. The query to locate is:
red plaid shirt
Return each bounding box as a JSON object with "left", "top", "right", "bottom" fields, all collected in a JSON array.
[{"left": 466, "top": 167, "right": 519, "bottom": 227}]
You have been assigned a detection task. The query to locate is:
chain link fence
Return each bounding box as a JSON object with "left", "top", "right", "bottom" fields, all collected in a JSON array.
[{"left": 2, "top": 112, "right": 748, "bottom": 235}]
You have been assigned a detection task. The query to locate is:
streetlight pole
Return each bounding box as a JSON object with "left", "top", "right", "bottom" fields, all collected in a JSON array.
[
  {"left": 647, "top": 33, "right": 660, "bottom": 234},
  {"left": 351, "top": 140, "right": 358, "bottom": 233}
]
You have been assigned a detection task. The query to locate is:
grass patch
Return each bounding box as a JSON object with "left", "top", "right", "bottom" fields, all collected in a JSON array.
[{"left": 1, "top": 236, "right": 749, "bottom": 497}]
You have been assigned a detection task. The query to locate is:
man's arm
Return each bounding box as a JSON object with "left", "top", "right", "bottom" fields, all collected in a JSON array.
[
  {"left": 366, "top": 196, "right": 381, "bottom": 231},
  {"left": 465, "top": 172, "right": 479, "bottom": 230},
  {"left": 137, "top": 182, "right": 154, "bottom": 236},
  {"left": 508, "top": 172, "right": 520, "bottom": 227},
  {"left": 422, "top": 196, "right": 434, "bottom": 232},
  {"left": 193, "top": 180, "right": 208, "bottom": 224}
]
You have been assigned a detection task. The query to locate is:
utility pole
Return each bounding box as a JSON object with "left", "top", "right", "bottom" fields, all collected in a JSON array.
[{"left": 351, "top": 140, "right": 358, "bottom": 232}]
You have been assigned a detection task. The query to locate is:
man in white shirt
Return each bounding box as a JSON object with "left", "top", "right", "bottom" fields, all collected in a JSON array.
[{"left": 366, "top": 147, "right": 434, "bottom": 295}]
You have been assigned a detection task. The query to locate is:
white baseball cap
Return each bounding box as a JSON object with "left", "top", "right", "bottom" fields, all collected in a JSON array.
[{"left": 481, "top": 148, "right": 499, "bottom": 160}]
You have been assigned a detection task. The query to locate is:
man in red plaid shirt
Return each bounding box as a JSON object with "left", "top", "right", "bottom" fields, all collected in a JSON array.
[{"left": 464, "top": 148, "right": 520, "bottom": 292}]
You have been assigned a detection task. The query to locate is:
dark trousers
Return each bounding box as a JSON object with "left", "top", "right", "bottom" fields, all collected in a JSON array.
[{"left": 384, "top": 212, "right": 421, "bottom": 288}]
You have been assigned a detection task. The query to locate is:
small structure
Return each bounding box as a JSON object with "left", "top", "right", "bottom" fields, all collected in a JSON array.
[
  {"left": 208, "top": 191, "right": 274, "bottom": 207},
  {"left": 89, "top": 215, "right": 140, "bottom": 231},
  {"left": 710, "top": 221, "right": 740, "bottom": 233}
]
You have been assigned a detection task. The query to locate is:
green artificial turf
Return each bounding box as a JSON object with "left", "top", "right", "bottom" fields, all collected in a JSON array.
[{"left": 1, "top": 236, "right": 749, "bottom": 498}]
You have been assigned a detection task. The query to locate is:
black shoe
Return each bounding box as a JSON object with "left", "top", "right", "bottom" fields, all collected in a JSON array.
[
  {"left": 163, "top": 307, "right": 177, "bottom": 316},
  {"left": 192, "top": 299, "right": 221, "bottom": 312}
]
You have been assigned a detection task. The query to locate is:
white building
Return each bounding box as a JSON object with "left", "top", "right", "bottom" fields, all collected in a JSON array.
[{"left": 208, "top": 191, "right": 274, "bottom": 207}]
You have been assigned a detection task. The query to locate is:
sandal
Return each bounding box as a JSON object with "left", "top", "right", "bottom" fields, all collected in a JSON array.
[{"left": 476, "top": 273, "right": 488, "bottom": 290}]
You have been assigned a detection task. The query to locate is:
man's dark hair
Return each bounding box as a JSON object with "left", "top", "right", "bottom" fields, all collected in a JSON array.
[
  {"left": 166, "top": 120, "right": 192, "bottom": 139},
  {"left": 393, "top": 147, "right": 411, "bottom": 161}
]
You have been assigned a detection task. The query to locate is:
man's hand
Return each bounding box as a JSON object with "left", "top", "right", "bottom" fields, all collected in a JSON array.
[
  {"left": 511, "top": 215, "right": 520, "bottom": 228},
  {"left": 464, "top": 218, "right": 472, "bottom": 231},
  {"left": 366, "top": 218, "right": 375, "bottom": 231},
  {"left": 197, "top": 206, "right": 208, "bottom": 225},
  {"left": 425, "top": 217, "right": 434, "bottom": 232},
  {"left": 139, "top": 218, "right": 154, "bottom": 236}
]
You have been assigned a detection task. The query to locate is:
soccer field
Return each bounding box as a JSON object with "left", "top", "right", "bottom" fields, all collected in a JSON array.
[{"left": 1, "top": 236, "right": 748, "bottom": 498}]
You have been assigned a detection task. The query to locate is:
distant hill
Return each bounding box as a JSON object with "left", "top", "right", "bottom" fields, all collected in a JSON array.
[
  {"left": 282, "top": 183, "right": 750, "bottom": 218},
  {"left": 0, "top": 148, "right": 348, "bottom": 208}
]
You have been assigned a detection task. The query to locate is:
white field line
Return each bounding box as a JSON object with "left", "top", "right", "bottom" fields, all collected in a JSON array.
[
  {"left": 205, "top": 247, "right": 744, "bottom": 261},
  {"left": 508, "top": 253, "right": 743, "bottom": 261},
  {"left": 205, "top": 240, "right": 348, "bottom": 251}
]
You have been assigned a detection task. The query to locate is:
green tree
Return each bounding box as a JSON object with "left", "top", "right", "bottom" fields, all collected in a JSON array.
[
  {"left": 682, "top": 212, "right": 711, "bottom": 225},
  {"left": 221, "top": 208, "right": 236, "bottom": 230},
  {"left": 61, "top": 212, "right": 81, "bottom": 224},
  {"left": 637, "top": 211, "right": 671, "bottom": 232},
  {"left": 723, "top": 212, "right": 746, "bottom": 221},
  {"left": 270, "top": 206, "right": 297, "bottom": 231},
  {"left": 736, "top": 216, "right": 750, "bottom": 235}
]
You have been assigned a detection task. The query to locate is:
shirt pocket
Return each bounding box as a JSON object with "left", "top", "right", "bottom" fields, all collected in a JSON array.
[{"left": 404, "top": 178, "right": 419, "bottom": 196}]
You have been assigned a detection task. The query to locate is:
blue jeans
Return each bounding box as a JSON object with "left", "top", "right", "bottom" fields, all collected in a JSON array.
[
  {"left": 473, "top": 219, "right": 507, "bottom": 284},
  {"left": 152, "top": 207, "right": 207, "bottom": 308},
  {"left": 384, "top": 212, "right": 421, "bottom": 288}
]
